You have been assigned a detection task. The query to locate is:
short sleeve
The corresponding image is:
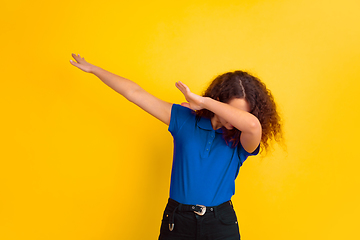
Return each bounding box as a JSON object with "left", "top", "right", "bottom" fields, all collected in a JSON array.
[
  {"left": 168, "top": 104, "right": 194, "bottom": 137},
  {"left": 238, "top": 143, "right": 260, "bottom": 166}
]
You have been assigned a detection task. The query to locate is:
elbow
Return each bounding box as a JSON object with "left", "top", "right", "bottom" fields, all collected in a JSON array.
[
  {"left": 124, "top": 85, "right": 142, "bottom": 102},
  {"left": 249, "top": 118, "right": 262, "bottom": 137},
  {"left": 239, "top": 118, "right": 262, "bottom": 153}
]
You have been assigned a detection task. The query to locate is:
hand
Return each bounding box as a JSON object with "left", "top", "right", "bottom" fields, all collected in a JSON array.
[
  {"left": 175, "top": 81, "right": 204, "bottom": 111},
  {"left": 70, "top": 53, "right": 95, "bottom": 73}
]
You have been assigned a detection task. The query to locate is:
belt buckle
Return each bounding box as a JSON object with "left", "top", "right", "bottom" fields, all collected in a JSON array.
[{"left": 194, "top": 204, "right": 206, "bottom": 216}]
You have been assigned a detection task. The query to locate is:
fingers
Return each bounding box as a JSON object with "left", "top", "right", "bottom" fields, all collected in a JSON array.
[
  {"left": 70, "top": 54, "right": 84, "bottom": 70},
  {"left": 176, "top": 81, "right": 188, "bottom": 89},
  {"left": 175, "top": 81, "right": 188, "bottom": 94},
  {"left": 70, "top": 59, "right": 80, "bottom": 68},
  {"left": 70, "top": 54, "right": 80, "bottom": 65},
  {"left": 71, "top": 53, "right": 79, "bottom": 62},
  {"left": 71, "top": 53, "right": 85, "bottom": 63}
]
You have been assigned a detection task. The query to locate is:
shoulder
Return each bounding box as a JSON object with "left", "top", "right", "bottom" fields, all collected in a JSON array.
[
  {"left": 171, "top": 104, "right": 194, "bottom": 115},
  {"left": 169, "top": 104, "right": 196, "bottom": 135},
  {"left": 170, "top": 104, "right": 196, "bottom": 122}
]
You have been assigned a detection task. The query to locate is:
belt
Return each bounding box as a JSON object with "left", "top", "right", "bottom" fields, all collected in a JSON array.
[{"left": 167, "top": 198, "right": 232, "bottom": 231}]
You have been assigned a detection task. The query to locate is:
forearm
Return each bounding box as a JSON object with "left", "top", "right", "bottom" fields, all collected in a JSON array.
[
  {"left": 175, "top": 80, "right": 261, "bottom": 151},
  {"left": 91, "top": 66, "right": 141, "bottom": 101},
  {"left": 202, "top": 97, "right": 261, "bottom": 133}
]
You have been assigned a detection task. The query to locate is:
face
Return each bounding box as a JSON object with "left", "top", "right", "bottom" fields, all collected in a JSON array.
[{"left": 212, "top": 98, "right": 251, "bottom": 130}]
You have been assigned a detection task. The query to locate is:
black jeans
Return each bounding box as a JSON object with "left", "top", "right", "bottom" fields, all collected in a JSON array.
[{"left": 159, "top": 198, "right": 240, "bottom": 240}]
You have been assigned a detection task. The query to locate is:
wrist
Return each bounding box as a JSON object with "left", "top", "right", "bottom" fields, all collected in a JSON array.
[
  {"left": 201, "top": 97, "right": 212, "bottom": 109},
  {"left": 89, "top": 65, "right": 101, "bottom": 74}
]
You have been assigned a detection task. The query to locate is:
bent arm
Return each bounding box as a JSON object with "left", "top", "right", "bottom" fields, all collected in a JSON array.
[
  {"left": 70, "top": 54, "right": 172, "bottom": 125},
  {"left": 175, "top": 81, "right": 261, "bottom": 152},
  {"left": 202, "top": 98, "right": 262, "bottom": 153}
]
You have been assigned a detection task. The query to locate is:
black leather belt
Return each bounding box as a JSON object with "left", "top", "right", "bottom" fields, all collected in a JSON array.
[{"left": 167, "top": 199, "right": 232, "bottom": 231}]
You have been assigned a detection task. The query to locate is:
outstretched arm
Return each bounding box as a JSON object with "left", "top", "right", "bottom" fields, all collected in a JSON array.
[
  {"left": 175, "top": 81, "right": 261, "bottom": 153},
  {"left": 70, "top": 54, "right": 172, "bottom": 125}
]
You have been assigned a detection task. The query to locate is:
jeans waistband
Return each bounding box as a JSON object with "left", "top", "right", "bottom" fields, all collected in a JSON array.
[
  {"left": 167, "top": 198, "right": 232, "bottom": 213},
  {"left": 166, "top": 198, "right": 233, "bottom": 231}
]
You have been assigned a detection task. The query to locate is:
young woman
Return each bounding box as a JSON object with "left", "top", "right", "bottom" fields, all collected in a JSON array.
[{"left": 70, "top": 53, "right": 283, "bottom": 240}]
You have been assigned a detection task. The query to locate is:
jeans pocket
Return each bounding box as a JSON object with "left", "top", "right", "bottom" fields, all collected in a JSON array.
[{"left": 218, "top": 207, "right": 238, "bottom": 225}]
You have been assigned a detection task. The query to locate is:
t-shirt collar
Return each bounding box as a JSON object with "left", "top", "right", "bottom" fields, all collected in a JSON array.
[{"left": 197, "top": 117, "right": 223, "bottom": 133}]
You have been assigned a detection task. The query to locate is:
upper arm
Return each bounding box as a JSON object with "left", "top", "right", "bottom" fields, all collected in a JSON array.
[
  {"left": 240, "top": 120, "right": 262, "bottom": 153},
  {"left": 129, "top": 88, "right": 173, "bottom": 125}
]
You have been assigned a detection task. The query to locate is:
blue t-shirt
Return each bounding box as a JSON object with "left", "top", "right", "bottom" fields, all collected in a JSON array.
[{"left": 168, "top": 104, "right": 259, "bottom": 206}]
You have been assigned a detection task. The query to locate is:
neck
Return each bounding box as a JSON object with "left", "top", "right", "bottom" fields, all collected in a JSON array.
[{"left": 211, "top": 115, "right": 222, "bottom": 130}]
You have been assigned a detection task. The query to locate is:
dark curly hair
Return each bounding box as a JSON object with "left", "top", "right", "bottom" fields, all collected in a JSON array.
[{"left": 196, "top": 71, "right": 284, "bottom": 153}]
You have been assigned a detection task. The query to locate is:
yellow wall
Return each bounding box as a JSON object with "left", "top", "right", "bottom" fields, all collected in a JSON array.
[{"left": 1, "top": 0, "right": 359, "bottom": 239}]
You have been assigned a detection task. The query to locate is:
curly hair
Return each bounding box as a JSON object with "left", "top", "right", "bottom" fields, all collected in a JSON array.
[{"left": 196, "top": 71, "right": 284, "bottom": 153}]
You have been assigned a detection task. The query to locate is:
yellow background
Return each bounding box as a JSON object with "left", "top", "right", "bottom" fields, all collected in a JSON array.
[{"left": 1, "top": 0, "right": 359, "bottom": 239}]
